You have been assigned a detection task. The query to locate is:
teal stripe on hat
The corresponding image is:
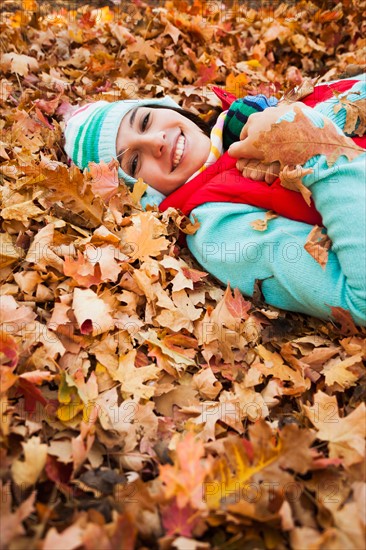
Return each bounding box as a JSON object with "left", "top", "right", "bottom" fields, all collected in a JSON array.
[
  {"left": 81, "top": 103, "right": 115, "bottom": 168},
  {"left": 72, "top": 104, "right": 106, "bottom": 168}
]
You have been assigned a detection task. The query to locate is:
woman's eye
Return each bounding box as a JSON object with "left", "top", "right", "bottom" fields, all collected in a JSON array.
[
  {"left": 142, "top": 113, "right": 150, "bottom": 131},
  {"left": 130, "top": 155, "right": 138, "bottom": 177}
]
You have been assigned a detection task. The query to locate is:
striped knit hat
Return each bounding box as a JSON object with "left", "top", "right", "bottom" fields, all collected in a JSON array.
[{"left": 64, "top": 96, "right": 180, "bottom": 199}]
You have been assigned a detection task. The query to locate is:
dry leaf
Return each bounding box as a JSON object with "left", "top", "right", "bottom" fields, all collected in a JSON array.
[
  {"left": 11, "top": 436, "right": 48, "bottom": 487},
  {"left": 251, "top": 210, "right": 278, "bottom": 231},
  {"left": 72, "top": 288, "right": 114, "bottom": 336},
  {"left": 255, "top": 105, "right": 364, "bottom": 168},
  {"left": 1, "top": 52, "right": 39, "bottom": 76},
  {"left": 304, "top": 225, "right": 331, "bottom": 269},
  {"left": 122, "top": 212, "right": 169, "bottom": 261},
  {"left": 334, "top": 96, "right": 366, "bottom": 136},
  {"left": 279, "top": 165, "right": 313, "bottom": 206},
  {"left": 304, "top": 391, "right": 366, "bottom": 466}
]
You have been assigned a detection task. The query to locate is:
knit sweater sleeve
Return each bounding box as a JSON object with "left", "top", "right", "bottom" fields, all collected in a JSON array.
[
  {"left": 186, "top": 107, "right": 366, "bottom": 324},
  {"left": 223, "top": 95, "right": 278, "bottom": 150}
]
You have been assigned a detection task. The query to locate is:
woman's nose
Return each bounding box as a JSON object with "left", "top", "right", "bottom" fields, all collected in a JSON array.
[{"left": 143, "top": 131, "right": 166, "bottom": 157}]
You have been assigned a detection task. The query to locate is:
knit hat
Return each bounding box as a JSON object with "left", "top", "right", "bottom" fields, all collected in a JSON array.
[{"left": 64, "top": 96, "right": 180, "bottom": 206}]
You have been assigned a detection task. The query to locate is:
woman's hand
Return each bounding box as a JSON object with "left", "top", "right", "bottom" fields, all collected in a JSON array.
[
  {"left": 235, "top": 158, "right": 281, "bottom": 184},
  {"left": 228, "top": 101, "right": 307, "bottom": 182}
]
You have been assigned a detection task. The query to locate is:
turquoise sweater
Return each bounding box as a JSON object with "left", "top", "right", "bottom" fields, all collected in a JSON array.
[{"left": 186, "top": 77, "right": 366, "bottom": 324}]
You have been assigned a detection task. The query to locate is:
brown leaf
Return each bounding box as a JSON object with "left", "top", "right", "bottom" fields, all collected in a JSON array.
[
  {"left": 39, "top": 162, "right": 105, "bottom": 229},
  {"left": 329, "top": 306, "right": 359, "bottom": 335},
  {"left": 254, "top": 105, "right": 364, "bottom": 168},
  {"left": 304, "top": 391, "right": 366, "bottom": 466},
  {"left": 334, "top": 96, "right": 366, "bottom": 136},
  {"left": 282, "top": 76, "right": 319, "bottom": 102},
  {"left": 304, "top": 225, "right": 331, "bottom": 269},
  {"left": 251, "top": 210, "right": 278, "bottom": 231},
  {"left": 279, "top": 165, "right": 314, "bottom": 206}
]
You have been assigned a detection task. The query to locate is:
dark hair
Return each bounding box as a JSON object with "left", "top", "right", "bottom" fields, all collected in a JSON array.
[{"left": 147, "top": 103, "right": 222, "bottom": 137}]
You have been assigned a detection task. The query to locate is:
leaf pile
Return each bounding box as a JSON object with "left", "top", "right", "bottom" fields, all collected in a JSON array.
[{"left": 1, "top": 1, "right": 365, "bottom": 549}]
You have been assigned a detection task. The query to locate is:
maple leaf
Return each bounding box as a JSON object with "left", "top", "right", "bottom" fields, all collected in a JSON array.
[
  {"left": 321, "top": 354, "right": 362, "bottom": 389},
  {"left": 159, "top": 432, "right": 213, "bottom": 510},
  {"left": 204, "top": 433, "right": 277, "bottom": 510},
  {"left": 254, "top": 105, "right": 364, "bottom": 168},
  {"left": 254, "top": 345, "right": 310, "bottom": 395},
  {"left": 142, "top": 330, "right": 196, "bottom": 374},
  {"left": 224, "top": 284, "right": 251, "bottom": 320},
  {"left": 181, "top": 266, "right": 208, "bottom": 282},
  {"left": 304, "top": 391, "right": 366, "bottom": 466},
  {"left": 110, "top": 349, "right": 160, "bottom": 400},
  {"left": 25, "top": 223, "right": 64, "bottom": 273},
  {"left": 304, "top": 225, "right": 331, "bottom": 269},
  {"left": 131, "top": 178, "right": 148, "bottom": 205},
  {"left": 282, "top": 76, "right": 318, "bottom": 101},
  {"left": 121, "top": 212, "right": 170, "bottom": 261},
  {"left": 64, "top": 252, "right": 102, "bottom": 287},
  {"left": 127, "top": 37, "right": 161, "bottom": 63},
  {"left": 39, "top": 162, "right": 105, "bottom": 229},
  {"left": 192, "top": 368, "right": 222, "bottom": 400},
  {"left": 85, "top": 159, "right": 119, "bottom": 201},
  {"left": 161, "top": 498, "right": 200, "bottom": 537},
  {"left": 279, "top": 165, "right": 313, "bottom": 206}
]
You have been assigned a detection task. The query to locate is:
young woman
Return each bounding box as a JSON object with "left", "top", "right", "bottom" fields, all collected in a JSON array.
[{"left": 64, "top": 76, "right": 366, "bottom": 324}]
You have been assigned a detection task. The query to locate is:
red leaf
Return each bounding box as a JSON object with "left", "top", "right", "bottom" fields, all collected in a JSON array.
[
  {"left": 162, "top": 498, "right": 200, "bottom": 537},
  {"left": 224, "top": 285, "right": 251, "bottom": 320}
]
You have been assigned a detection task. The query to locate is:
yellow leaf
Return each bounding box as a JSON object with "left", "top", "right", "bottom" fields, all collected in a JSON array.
[
  {"left": 122, "top": 212, "right": 169, "bottom": 261},
  {"left": 205, "top": 436, "right": 279, "bottom": 509},
  {"left": 11, "top": 436, "right": 48, "bottom": 487},
  {"left": 111, "top": 349, "right": 160, "bottom": 400},
  {"left": 131, "top": 178, "right": 148, "bottom": 205}
]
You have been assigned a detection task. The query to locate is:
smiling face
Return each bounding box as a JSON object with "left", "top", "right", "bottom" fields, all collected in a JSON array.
[{"left": 116, "top": 106, "right": 211, "bottom": 195}]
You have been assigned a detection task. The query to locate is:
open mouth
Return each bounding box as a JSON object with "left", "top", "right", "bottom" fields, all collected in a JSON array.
[{"left": 172, "top": 133, "right": 186, "bottom": 170}]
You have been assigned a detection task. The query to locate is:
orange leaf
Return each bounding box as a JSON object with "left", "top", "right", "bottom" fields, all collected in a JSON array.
[
  {"left": 0, "top": 331, "right": 18, "bottom": 369},
  {"left": 86, "top": 159, "right": 119, "bottom": 201},
  {"left": 224, "top": 284, "right": 251, "bottom": 320},
  {"left": 64, "top": 252, "right": 102, "bottom": 288},
  {"left": 159, "top": 432, "right": 213, "bottom": 509}
]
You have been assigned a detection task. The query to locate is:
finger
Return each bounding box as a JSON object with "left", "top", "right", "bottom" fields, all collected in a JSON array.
[
  {"left": 239, "top": 122, "right": 249, "bottom": 140},
  {"left": 228, "top": 138, "right": 263, "bottom": 160},
  {"left": 236, "top": 159, "right": 259, "bottom": 173},
  {"left": 264, "top": 162, "right": 280, "bottom": 184},
  {"left": 265, "top": 170, "right": 276, "bottom": 184}
]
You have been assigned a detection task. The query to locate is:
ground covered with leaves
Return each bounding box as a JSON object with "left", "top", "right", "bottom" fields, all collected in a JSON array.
[{"left": 1, "top": 1, "right": 366, "bottom": 549}]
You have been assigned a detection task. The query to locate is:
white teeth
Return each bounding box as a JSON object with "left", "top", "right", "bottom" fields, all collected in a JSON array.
[{"left": 173, "top": 134, "right": 185, "bottom": 168}]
